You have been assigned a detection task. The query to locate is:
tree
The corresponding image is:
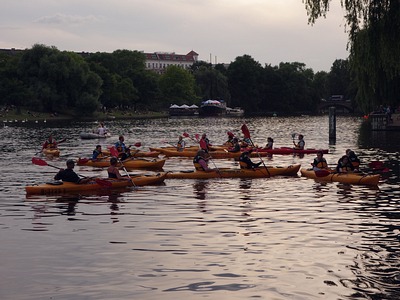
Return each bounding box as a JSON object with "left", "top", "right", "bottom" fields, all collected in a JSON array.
[
  {"left": 227, "top": 55, "right": 264, "bottom": 111},
  {"left": 192, "top": 65, "right": 230, "bottom": 104},
  {"left": 327, "top": 59, "right": 351, "bottom": 97},
  {"left": 304, "top": 0, "right": 400, "bottom": 113},
  {"left": 159, "top": 65, "right": 198, "bottom": 106},
  {"left": 17, "top": 44, "right": 102, "bottom": 115}
]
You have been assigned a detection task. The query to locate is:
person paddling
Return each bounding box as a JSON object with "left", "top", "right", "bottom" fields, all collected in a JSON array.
[
  {"left": 311, "top": 150, "right": 328, "bottom": 171},
  {"left": 54, "top": 160, "right": 91, "bottom": 184},
  {"left": 227, "top": 137, "right": 241, "bottom": 152},
  {"left": 239, "top": 150, "right": 262, "bottom": 169},
  {"left": 336, "top": 155, "right": 354, "bottom": 173},
  {"left": 92, "top": 145, "right": 103, "bottom": 160},
  {"left": 193, "top": 150, "right": 214, "bottom": 171},
  {"left": 200, "top": 133, "right": 211, "bottom": 152},
  {"left": 42, "top": 135, "right": 64, "bottom": 150},
  {"left": 293, "top": 134, "right": 305, "bottom": 150},
  {"left": 177, "top": 135, "right": 186, "bottom": 152},
  {"left": 115, "top": 135, "right": 131, "bottom": 160},
  {"left": 107, "top": 157, "right": 125, "bottom": 179},
  {"left": 265, "top": 137, "right": 274, "bottom": 149}
]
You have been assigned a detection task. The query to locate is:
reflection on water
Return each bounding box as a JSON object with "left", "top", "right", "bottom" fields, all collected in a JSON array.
[{"left": 0, "top": 116, "right": 399, "bottom": 299}]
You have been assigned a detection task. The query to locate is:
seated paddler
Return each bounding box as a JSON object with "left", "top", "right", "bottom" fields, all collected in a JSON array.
[
  {"left": 239, "top": 150, "right": 262, "bottom": 169},
  {"left": 193, "top": 150, "right": 213, "bottom": 172},
  {"left": 107, "top": 157, "right": 125, "bottom": 179}
]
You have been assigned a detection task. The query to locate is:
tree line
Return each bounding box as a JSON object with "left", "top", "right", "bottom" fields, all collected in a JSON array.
[{"left": 0, "top": 44, "right": 358, "bottom": 116}]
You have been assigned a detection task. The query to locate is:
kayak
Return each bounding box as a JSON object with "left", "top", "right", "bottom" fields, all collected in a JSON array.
[
  {"left": 149, "top": 147, "right": 328, "bottom": 158},
  {"left": 42, "top": 148, "right": 60, "bottom": 156},
  {"left": 150, "top": 148, "right": 272, "bottom": 159},
  {"left": 300, "top": 168, "right": 380, "bottom": 186},
  {"left": 80, "top": 132, "right": 111, "bottom": 139},
  {"left": 102, "top": 150, "right": 160, "bottom": 158},
  {"left": 166, "top": 164, "right": 301, "bottom": 179},
  {"left": 25, "top": 172, "right": 168, "bottom": 195},
  {"left": 77, "top": 157, "right": 166, "bottom": 169}
]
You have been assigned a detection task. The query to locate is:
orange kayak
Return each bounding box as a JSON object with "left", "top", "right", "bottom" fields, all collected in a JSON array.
[
  {"left": 25, "top": 172, "right": 167, "bottom": 195},
  {"left": 77, "top": 157, "right": 166, "bottom": 169},
  {"left": 300, "top": 168, "right": 380, "bottom": 186},
  {"left": 166, "top": 164, "right": 301, "bottom": 179}
]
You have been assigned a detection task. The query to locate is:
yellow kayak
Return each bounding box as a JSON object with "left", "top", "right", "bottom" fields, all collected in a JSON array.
[
  {"left": 102, "top": 150, "right": 160, "bottom": 157},
  {"left": 42, "top": 148, "right": 60, "bottom": 156},
  {"left": 25, "top": 172, "right": 167, "bottom": 195},
  {"left": 300, "top": 168, "right": 380, "bottom": 186},
  {"left": 150, "top": 148, "right": 272, "bottom": 159},
  {"left": 166, "top": 164, "right": 301, "bottom": 179},
  {"left": 77, "top": 157, "right": 166, "bottom": 169}
]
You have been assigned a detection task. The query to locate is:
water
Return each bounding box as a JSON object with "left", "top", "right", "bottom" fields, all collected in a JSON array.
[{"left": 1, "top": 116, "right": 400, "bottom": 300}]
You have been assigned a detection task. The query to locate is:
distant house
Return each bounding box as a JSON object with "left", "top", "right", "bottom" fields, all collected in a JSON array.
[{"left": 144, "top": 50, "right": 199, "bottom": 74}]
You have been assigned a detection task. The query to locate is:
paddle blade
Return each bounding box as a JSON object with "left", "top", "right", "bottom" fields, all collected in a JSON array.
[
  {"left": 183, "top": 132, "right": 190, "bottom": 138},
  {"left": 369, "top": 161, "right": 384, "bottom": 169},
  {"left": 78, "top": 158, "right": 90, "bottom": 164},
  {"left": 95, "top": 178, "right": 113, "bottom": 187},
  {"left": 109, "top": 146, "right": 119, "bottom": 157},
  {"left": 134, "top": 142, "right": 142, "bottom": 147},
  {"left": 315, "top": 169, "right": 331, "bottom": 177},
  {"left": 194, "top": 134, "right": 200, "bottom": 141},
  {"left": 32, "top": 157, "right": 48, "bottom": 166},
  {"left": 241, "top": 124, "right": 250, "bottom": 139},
  {"left": 199, "top": 138, "right": 207, "bottom": 150}
]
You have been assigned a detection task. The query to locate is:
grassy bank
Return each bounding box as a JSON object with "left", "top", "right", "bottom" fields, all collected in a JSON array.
[{"left": 1, "top": 107, "right": 168, "bottom": 122}]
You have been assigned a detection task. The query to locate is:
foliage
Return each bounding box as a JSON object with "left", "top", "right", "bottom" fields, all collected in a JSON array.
[
  {"left": 159, "top": 65, "right": 198, "bottom": 105},
  {"left": 0, "top": 44, "right": 357, "bottom": 116},
  {"left": 304, "top": 0, "right": 400, "bottom": 113}
]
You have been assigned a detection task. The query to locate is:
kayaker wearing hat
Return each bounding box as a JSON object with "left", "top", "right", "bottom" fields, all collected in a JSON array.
[
  {"left": 54, "top": 159, "right": 91, "bottom": 184},
  {"left": 239, "top": 149, "right": 262, "bottom": 169}
]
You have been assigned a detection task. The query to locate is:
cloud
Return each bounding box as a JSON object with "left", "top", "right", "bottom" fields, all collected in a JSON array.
[{"left": 34, "top": 13, "right": 101, "bottom": 25}]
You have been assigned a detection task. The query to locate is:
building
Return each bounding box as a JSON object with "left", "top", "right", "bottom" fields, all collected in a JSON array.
[{"left": 144, "top": 50, "right": 199, "bottom": 74}]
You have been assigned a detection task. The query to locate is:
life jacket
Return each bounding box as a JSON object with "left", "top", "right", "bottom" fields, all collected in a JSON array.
[
  {"left": 193, "top": 155, "right": 205, "bottom": 171},
  {"left": 115, "top": 141, "right": 125, "bottom": 152},
  {"left": 177, "top": 140, "right": 185, "bottom": 150},
  {"left": 349, "top": 158, "right": 360, "bottom": 168},
  {"left": 313, "top": 158, "right": 327, "bottom": 169}
]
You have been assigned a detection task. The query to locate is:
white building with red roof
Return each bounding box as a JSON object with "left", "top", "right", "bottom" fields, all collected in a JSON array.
[{"left": 144, "top": 50, "right": 199, "bottom": 73}]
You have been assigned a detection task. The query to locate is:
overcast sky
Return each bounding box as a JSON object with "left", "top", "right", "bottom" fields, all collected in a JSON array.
[{"left": 1, "top": 0, "right": 349, "bottom": 72}]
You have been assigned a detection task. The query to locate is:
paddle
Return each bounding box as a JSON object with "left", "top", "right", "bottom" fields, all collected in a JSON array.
[
  {"left": 130, "top": 142, "right": 142, "bottom": 148},
  {"left": 109, "top": 147, "right": 136, "bottom": 187},
  {"left": 31, "top": 157, "right": 85, "bottom": 178},
  {"left": 241, "top": 124, "right": 270, "bottom": 176},
  {"left": 161, "top": 140, "right": 176, "bottom": 147},
  {"left": 183, "top": 132, "right": 199, "bottom": 143}
]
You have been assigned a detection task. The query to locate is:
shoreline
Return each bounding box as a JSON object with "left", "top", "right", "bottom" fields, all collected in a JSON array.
[{"left": 1, "top": 108, "right": 168, "bottom": 122}]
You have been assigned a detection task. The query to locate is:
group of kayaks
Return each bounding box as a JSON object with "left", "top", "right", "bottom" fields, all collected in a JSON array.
[{"left": 26, "top": 143, "right": 384, "bottom": 195}]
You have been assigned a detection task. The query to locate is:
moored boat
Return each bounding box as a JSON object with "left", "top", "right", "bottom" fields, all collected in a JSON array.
[
  {"left": 199, "top": 99, "right": 227, "bottom": 116},
  {"left": 300, "top": 168, "right": 380, "bottom": 186},
  {"left": 77, "top": 157, "right": 166, "bottom": 169},
  {"left": 80, "top": 132, "right": 111, "bottom": 139},
  {"left": 25, "top": 172, "right": 168, "bottom": 195},
  {"left": 166, "top": 164, "right": 301, "bottom": 179}
]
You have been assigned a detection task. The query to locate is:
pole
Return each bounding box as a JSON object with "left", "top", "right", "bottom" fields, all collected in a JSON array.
[{"left": 329, "top": 106, "right": 336, "bottom": 145}]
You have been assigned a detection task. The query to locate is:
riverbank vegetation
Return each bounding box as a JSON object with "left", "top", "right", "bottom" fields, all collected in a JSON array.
[{"left": 2, "top": 8, "right": 399, "bottom": 121}]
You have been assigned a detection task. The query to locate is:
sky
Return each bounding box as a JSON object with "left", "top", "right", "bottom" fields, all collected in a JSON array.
[{"left": 1, "top": 0, "right": 349, "bottom": 72}]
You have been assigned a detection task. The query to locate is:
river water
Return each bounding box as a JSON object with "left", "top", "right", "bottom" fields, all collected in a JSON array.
[{"left": 1, "top": 115, "right": 399, "bottom": 300}]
